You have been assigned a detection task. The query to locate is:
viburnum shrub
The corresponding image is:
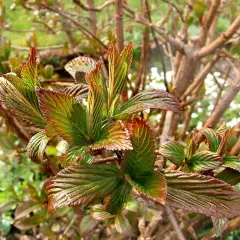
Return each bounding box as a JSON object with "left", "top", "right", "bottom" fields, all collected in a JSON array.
[{"left": 1, "top": 42, "right": 240, "bottom": 234}]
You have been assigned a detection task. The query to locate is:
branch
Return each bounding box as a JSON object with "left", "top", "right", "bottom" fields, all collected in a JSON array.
[
  {"left": 73, "top": 0, "right": 114, "bottom": 12},
  {"left": 133, "top": 0, "right": 150, "bottom": 95},
  {"left": 146, "top": 1, "right": 168, "bottom": 92},
  {"left": 199, "top": 0, "right": 221, "bottom": 45},
  {"left": 165, "top": 205, "right": 186, "bottom": 240},
  {"left": 115, "top": 0, "right": 124, "bottom": 51},
  {"left": 197, "top": 15, "right": 240, "bottom": 58},
  {"left": 182, "top": 55, "right": 219, "bottom": 99},
  {"left": 204, "top": 81, "right": 240, "bottom": 128},
  {"left": 41, "top": 4, "right": 107, "bottom": 49}
]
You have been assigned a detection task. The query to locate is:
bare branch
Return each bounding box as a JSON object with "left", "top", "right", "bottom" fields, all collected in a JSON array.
[
  {"left": 115, "top": 0, "right": 124, "bottom": 51},
  {"left": 165, "top": 205, "right": 186, "bottom": 240},
  {"left": 204, "top": 72, "right": 240, "bottom": 128},
  {"left": 73, "top": 0, "right": 114, "bottom": 12},
  {"left": 41, "top": 4, "right": 107, "bottom": 49},
  {"left": 197, "top": 15, "right": 240, "bottom": 58},
  {"left": 199, "top": 0, "right": 221, "bottom": 45}
]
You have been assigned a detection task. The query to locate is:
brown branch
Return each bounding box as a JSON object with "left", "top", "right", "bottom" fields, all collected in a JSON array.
[
  {"left": 145, "top": 1, "right": 168, "bottom": 92},
  {"left": 197, "top": 15, "right": 240, "bottom": 58},
  {"left": 115, "top": 0, "right": 124, "bottom": 51},
  {"left": 165, "top": 205, "right": 186, "bottom": 240},
  {"left": 179, "top": 105, "right": 194, "bottom": 140},
  {"left": 204, "top": 84, "right": 240, "bottom": 128},
  {"left": 87, "top": 0, "right": 97, "bottom": 35},
  {"left": 41, "top": 4, "right": 107, "bottom": 49},
  {"left": 182, "top": 55, "right": 219, "bottom": 99},
  {"left": 133, "top": 0, "right": 150, "bottom": 95},
  {"left": 198, "top": 0, "right": 221, "bottom": 46},
  {"left": 231, "top": 141, "right": 240, "bottom": 156},
  {"left": 73, "top": 0, "right": 114, "bottom": 12}
]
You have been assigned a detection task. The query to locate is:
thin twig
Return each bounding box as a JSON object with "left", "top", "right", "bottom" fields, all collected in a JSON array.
[{"left": 165, "top": 205, "right": 186, "bottom": 240}]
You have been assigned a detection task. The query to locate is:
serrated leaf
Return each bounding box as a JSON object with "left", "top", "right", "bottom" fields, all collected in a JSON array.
[
  {"left": 0, "top": 77, "right": 46, "bottom": 128},
  {"left": 105, "top": 180, "right": 132, "bottom": 215},
  {"left": 86, "top": 63, "right": 104, "bottom": 140},
  {"left": 199, "top": 128, "right": 220, "bottom": 152},
  {"left": 63, "top": 83, "right": 89, "bottom": 101},
  {"left": 64, "top": 56, "right": 96, "bottom": 83},
  {"left": 125, "top": 171, "right": 166, "bottom": 204},
  {"left": 115, "top": 214, "right": 134, "bottom": 236},
  {"left": 59, "top": 146, "right": 93, "bottom": 167},
  {"left": 216, "top": 168, "right": 240, "bottom": 186},
  {"left": 21, "top": 47, "right": 40, "bottom": 88},
  {"left": 113, "top": 89, "right": 183, "bottom": 120},
  {"left": 37, "top": 88, "right": 88, "bottom": 145},
  {"left": 163, "top": 170, "right": 240, "bottom": 217},
  {"left": 187, "top": 151, "right": 223, "bottom": 171},
  {"left": 79, "top": 215, "right": 97, "bottom": 237},
  {"left": 27, "top": 131, "right": 50, "bottom": 164},
  {"left": 46, "top": 164, "right": 122, "bottom": 212},
  {"left": 91, "top": 121, "right": 132, "bottom": 151},
  {"left": 108, "top": 42, "right": 133, "bottom": 109},
  {"left": 216, "top": 122, "right": 227, "bottom": 139},
  {"left": 223, "top": 155, "right": 240, "bottom": 172},
  {"left": 211, "top": 217, "right": 228, "bottom": 237},
  {"left": 91, "top": 204, "right": 115, "bottom": 220},
  {"left": 15, "top": 201, "right": 42, "bottom": 221},
  {"left": 122, "top": 118, "right": 155, "bottom": 176},
  {"left": 122, "top": 119, "right": 166, "bottom": 204},
  {"left": 3, "top": 74, "right": 41, "bottom": 113},
  {"left": 159, "top": 141, "right": 185, "bottom": 166}
]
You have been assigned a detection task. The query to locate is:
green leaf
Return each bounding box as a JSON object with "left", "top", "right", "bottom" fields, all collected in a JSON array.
[
  {"left": 199, "top": 128, "right": 220, "bottom": 152},
  {"left": 3, "top": 74, "right": 41, "bottom": 113},
  {"left": 125, "top": 171, "right": 166, "bottom": 205},
  {"left": 223, "top": 155, "right": 240, "bottom": 172},
  {"left": 63, "top": 83, "right": 89, "bottom": 101},
  {"left": 187, "top": 151, "right": 223, "bottom": 171},
  {"left": 159, "top": 141, "right": 185, "bottom": 166},
  {"left": 115, "top": 214, "right": 134, "bottom": 236},
  {"left": 37, "top": 88, "right": 88, "bottom": 145},
  {"left": 105, "top": 180, "right": 132, "bottom": 215},
  {"left": 21, "top": 47, "right": 40, "bottom": 88},
  {"left": 64, "top": 56, "right": 96, "bottom": 83},
  {"left": 0, "top": 76, "right": 46, "bottom": 128},
  {"left": 91, "top": 121, "right": 132, "bottom": 151},
  {"left": 122, "top": 118, "right": 155, "bottom": 177},
  {"left": 122, "top": 119, "right": 166, "bottom": 204},
  {"left": 216, "top": 168, "right": 240, "bottom": 185},
  {"left": 79, "top": 215, "right": 97, "bottom": 237},
  {"left": 86, "top": 63, "right": 104, "bottom": 140},
  {"left": 91, "top": 204, "right": 115, "bottom": 220},
  {"left": 108, "top": 42, "right": 133, "bottom": 109},
  {"left": 14, "top": 212, "right": 45, "bottom": 230},
  {"left": 59, "top": 146, "right": 93, "bottom": 167},
  {"left": 113, "top": 89, "right": 183, "bottom": 120},
  {"left": 125, "top": 196, "right": 138, "bottom": 212},
  {"left": 46, "top": 164, "right": 122, "bottom": 212},
  {"left": 163, "top": 170, "right": 240, "bottom": 218},
  {"left": 27, "top": 131, "right": 50, "bottom": 164}
]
